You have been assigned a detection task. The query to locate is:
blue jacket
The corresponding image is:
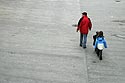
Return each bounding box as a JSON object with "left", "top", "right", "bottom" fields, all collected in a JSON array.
[{"left": 94, "top": 37, "right": 107, "bottom": 48}]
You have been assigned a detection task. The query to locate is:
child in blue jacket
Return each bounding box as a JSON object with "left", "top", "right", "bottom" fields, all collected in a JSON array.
[{"left": 94, "top": 31, "right": 107, "bottom": 55}]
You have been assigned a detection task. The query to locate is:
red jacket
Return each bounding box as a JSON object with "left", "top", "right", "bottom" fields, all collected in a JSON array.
[{"left": 77, "top": 16, "right": 92, "bottom": 34}]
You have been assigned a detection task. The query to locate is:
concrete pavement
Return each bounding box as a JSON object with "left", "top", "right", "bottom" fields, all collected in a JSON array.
[
  {"left": 80, "top": 0, "right": 125, "bottom": 83},
  {"left": 0, "top": 0, "right": 87, "bottom": 83},
  {"left": 0, "top": 0, "right": 125, "bottom": 83}
]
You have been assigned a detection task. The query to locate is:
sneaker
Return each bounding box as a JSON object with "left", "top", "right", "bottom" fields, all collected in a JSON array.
[
  {"left": 83, "top": 47, "right": 86, "bottom": 49},
  {"left": 80, "top": 45, "right": 82, "bottom": 47}
]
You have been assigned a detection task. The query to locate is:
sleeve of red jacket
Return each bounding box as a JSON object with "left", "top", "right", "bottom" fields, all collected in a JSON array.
[
  {"left": 77, "top": 17, "right": 83, "bottom": 31},
  {"left": 77, "top": 19, "right": 83, "bottom": 31},
  {"left": 88, "top": 18, "right": 92, "bottom": 30},
  {"left": 78, "top": 19, "right": 86, "bottom": 29},
  {"left": 77, "top": 26, "right": 80, "bottom": 31}
]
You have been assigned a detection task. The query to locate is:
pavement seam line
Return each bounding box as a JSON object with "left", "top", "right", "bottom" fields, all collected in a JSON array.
[{"left": 84, "top": 52, "right": 89, "bottom": 83}]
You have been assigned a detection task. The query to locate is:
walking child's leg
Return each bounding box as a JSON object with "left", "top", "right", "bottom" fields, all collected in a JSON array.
[{"left": 96, "top": 48, "right": 99, "bottom": 56}]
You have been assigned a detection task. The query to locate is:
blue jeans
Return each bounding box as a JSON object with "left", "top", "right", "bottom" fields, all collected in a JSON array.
[{"left": 80, "top": 33, "right": 87, "bottom": 48}]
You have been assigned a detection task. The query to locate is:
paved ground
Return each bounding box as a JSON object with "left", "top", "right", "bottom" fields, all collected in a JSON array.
[
  {"left": 0, "top": 0, "right": 87, "bottom": 83},
  {"left": 80, "top": 0, "right": 125, "bottom": 83},
  {"left": 0, "top": 0, "right": 125, "bottom": 83}
]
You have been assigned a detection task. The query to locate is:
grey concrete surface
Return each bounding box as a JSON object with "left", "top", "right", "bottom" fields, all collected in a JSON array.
[
  {"left": 0, "top": 0, "right": 125, "bottom": 83},
  {"left": 0, "top": 0, "right": 87, "bottom": 83},
  {"left": 79, "top": 0, "right": 125, "bottom": 83}
]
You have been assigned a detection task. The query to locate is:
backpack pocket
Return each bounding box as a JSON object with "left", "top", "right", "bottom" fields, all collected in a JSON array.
[{"left": 97, "top": 43, "right": 104, "bottom": 50}]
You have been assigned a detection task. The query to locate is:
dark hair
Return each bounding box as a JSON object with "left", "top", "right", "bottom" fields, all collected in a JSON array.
[
  {"left": 96, "top": 31, "right": 99, "bottom": 35},
  {"left": 99, "top": 31, "right": 103, "bottom": 37},
  {"left": 82, "top": 12, "right": 87, "bottom": 16}
]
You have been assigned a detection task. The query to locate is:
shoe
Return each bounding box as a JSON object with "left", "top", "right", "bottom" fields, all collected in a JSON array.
[
  {"left": 83, "top": 47, "right": 86, "bottom": 49},
  {"left": 80, "top": 45, "right": 82, "bottom": 47}
]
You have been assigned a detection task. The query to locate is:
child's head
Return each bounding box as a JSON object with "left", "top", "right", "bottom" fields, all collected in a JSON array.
[
  {"left": 99, "top": 31, "right": 103, "bottom": 37},
  {"left": 96, "top": 31, "right": 99, "bottom": 35}
]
